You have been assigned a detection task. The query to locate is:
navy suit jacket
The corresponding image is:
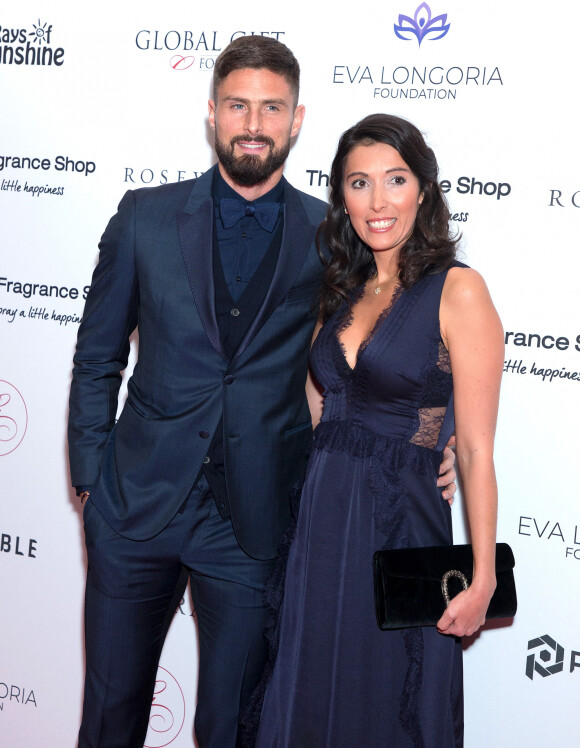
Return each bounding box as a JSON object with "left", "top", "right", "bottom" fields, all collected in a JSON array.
[{"left": 68, "top": 165, "right": 327, "bottom": 559}]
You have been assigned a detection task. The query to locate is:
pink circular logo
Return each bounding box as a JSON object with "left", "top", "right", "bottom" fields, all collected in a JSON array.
[
  {"left": 145, "top": 666, "right": 186, "bottom": 747},
  {"left": 170, "top": 55, "right": 195, "bottom": 71},
  {"left": 0, "top": 381, "right": 28, "bottom": 456}
]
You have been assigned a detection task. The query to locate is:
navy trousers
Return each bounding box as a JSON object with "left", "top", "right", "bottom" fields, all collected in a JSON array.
[{"left": 79, "top": 476, "right": 276, "bottom": 748}]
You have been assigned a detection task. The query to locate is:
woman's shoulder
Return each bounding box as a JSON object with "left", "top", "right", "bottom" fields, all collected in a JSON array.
[{"left": 442, "top": 264, "right": 494, "bottom": 316}]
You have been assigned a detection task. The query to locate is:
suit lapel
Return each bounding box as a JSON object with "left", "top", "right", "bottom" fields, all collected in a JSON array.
[
  {"left": 232, "top": 180, "right": 319, "bottom": 362},
  {"left": 176, "top": 165, "right": 226, "bottom": 360}
]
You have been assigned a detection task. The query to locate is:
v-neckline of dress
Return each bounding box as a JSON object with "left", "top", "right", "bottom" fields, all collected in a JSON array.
[{"left": 336, "top": 282, "right": 404, "bottom": 373}]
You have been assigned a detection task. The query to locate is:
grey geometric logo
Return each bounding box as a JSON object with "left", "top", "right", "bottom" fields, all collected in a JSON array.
[{"left": 526, "top": 634, "right": 565, "bottom": 680}]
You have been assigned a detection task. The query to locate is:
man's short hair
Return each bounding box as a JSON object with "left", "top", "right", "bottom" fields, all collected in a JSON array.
[{"left": 213, "top": 36, "right": 300, "bottom": 105}]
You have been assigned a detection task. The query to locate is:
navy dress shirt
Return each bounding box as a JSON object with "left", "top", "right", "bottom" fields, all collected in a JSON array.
[{"left": 213, "top": 169, "right": 283, "bottom": 301}]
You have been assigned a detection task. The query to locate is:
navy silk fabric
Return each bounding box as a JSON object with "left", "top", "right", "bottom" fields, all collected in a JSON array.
[{"left": 256, "top": 267, "right": 465, "bottom": 748}]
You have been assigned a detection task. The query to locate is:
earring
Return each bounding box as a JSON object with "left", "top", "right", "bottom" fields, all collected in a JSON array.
[{"left": 344, "top": 207, "right": 348, "bottom": 214}]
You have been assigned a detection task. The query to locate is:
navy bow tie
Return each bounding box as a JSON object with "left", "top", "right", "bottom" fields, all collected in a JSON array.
[{"left": 219, "top": 198, "right": 279, "bottom": 232}]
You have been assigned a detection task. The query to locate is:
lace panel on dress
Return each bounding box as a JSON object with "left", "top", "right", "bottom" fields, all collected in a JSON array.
[
  {"left": 437, "top": 340, "right": 451, "bottom": 374},
  {"left": 409, "top": 341, "right": 451, "bottom": 449}
]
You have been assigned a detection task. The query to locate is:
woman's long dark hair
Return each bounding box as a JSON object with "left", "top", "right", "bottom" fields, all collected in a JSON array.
[{"left": 317, "top": 114, "right": 458, "bottom": 322}]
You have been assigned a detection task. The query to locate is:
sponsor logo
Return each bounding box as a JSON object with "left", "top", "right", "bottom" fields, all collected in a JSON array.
[
  {"left": 0, "top": 155, "right": 95, "bottom": 198},
  {"left": 0, "top": 682, "right": 37, "bottom": 710},
  {"left": 394, "top": 2, "right": 450, "bottom": 47},
  {"left": 334, "top": 6, "right": 500, "bottom": 101},
  {"left": 503, "top": 331, "right": 580, "bottom": 387},
  {"left": 518, "top": 516, "right": 580, "bottom": 559},
  {"left": 333, "top": 64, "right": 502, "bottom": 102},
  {"left": 0, "top": 276, "right": 89, "bottom": 301},
  {"left": 0, "top": 381, "right": 27, "bottom": 456},
  {"left": 145, "top": 667, "right": 186, "bottom": 747},
  {"left": 526, "top": 635, "right": 580, "bottom": 680},
  {"left": 0, "top": 155, "right": 96, "bottom": 177},
  {"left": 135, "top": 30, "right": 285, "bottom": 72},
  {"left": 304, "top": 169, "right": 511, "bottom": 220},
  {"left": 0, "top": 278, "right": 87, "bottom": 327},
  {"left": 0, "top": 19, "right": 65, "bottom": 66},
  {"left": 304, "top": 171, "right": 507, "bottom": 199}
]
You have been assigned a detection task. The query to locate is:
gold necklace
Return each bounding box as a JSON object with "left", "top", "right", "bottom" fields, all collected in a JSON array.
[{"left": 372, "top": 275, "right": 397, "bottom": 295}]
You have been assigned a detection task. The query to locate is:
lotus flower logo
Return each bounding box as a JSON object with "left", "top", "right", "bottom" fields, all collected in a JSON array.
[{"left": 394, "top": 3, "right": 450, "bottom": 47}]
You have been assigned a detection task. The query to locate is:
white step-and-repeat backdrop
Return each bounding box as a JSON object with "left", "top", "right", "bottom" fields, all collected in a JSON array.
[{"left": 1, "top": 1, "right": 579, "bottom": 745}]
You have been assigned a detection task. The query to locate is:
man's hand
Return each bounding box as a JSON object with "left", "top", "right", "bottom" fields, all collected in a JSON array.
[{"left": 438, "top": 435, "right": 457, "bottom": 505}]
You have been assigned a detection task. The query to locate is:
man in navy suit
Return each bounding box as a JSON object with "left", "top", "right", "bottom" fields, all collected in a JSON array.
[{"left": 68, "top": 36, "right": 455, "bottom": 747}]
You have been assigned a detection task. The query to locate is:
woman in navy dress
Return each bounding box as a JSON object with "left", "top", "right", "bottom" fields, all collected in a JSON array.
[{"left": 254, "top": 114, "right": 503, "bottom": 747}]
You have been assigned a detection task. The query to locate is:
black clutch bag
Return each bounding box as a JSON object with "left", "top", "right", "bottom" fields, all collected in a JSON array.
[{"left": 373, "top": 543, "right": 517, "bottom": 630}]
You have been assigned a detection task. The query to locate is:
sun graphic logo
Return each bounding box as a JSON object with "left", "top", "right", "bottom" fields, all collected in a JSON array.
[
  {"left": 394, "top": 3, "right": 450, "bottom": 47},
  {"left": 526, "top": 634, "right": 565, "bottom": 680},
  {"left": 29, "top": 20, "right": 53, "bottom": 46},
  {"left": 0, "top": 381, "right": 28, "bottom": 457},
  {"left": 144, "top": 666, "right": 186, "bottom": 747}
]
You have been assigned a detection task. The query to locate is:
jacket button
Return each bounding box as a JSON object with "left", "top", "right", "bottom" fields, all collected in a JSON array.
[
  {"left": 230, "top": 307, "right": 240, "bottom": 317},
  {"left": 199, "top": 430, "right": 210, "bottom": 439},
  {"left": 224, "top": 375, "right": 234, "bottom": 385},
  {"left": 203, "top": 455, "right": 211, "bottom": 464}
]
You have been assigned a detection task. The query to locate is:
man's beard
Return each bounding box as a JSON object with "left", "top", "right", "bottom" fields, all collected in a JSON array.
[{"left": 215, "top": 133, "right": 290, "bottom": 187}]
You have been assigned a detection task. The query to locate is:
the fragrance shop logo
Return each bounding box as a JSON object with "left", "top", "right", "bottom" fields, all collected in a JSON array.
[
  {"left": 0, "top": 20, "right": 65, "bottom": 66},
  {"left": 526, "top": 634, "right": 580, "bottom": 681}
]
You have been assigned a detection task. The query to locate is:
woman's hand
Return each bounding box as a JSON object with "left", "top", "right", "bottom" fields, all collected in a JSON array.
[{"left": 436, "top": 578, "right": 496, "bottom": 637}]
